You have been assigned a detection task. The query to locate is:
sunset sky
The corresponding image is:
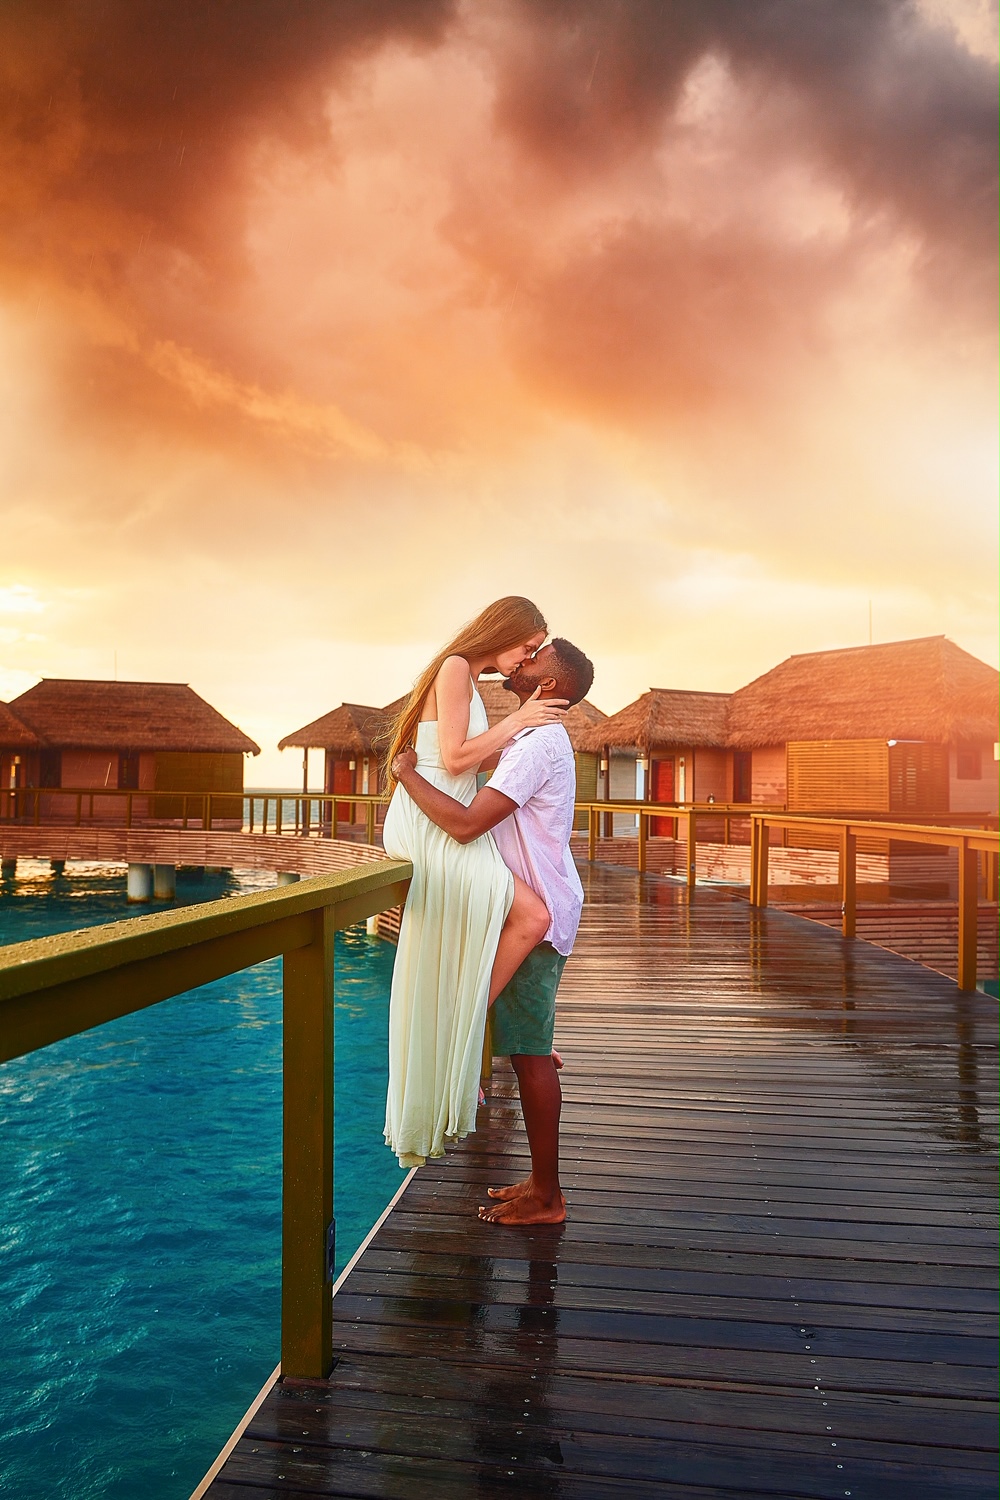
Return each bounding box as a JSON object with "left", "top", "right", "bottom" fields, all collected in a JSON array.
[{"left": 1, "top": 0, "right": 996, "bottom": 782}]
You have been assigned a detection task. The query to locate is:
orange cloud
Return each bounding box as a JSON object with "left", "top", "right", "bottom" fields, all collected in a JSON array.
[{"left": 0, "top": 1, "right": 995, "bottom": 782}]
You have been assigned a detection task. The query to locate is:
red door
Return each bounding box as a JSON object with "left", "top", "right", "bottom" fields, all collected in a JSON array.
[
  {"left": 331, "top": 759, "right": 354, "bottom": 824},
  {"left": 650, "top": 758, "right": 675, "bottom": 836}
]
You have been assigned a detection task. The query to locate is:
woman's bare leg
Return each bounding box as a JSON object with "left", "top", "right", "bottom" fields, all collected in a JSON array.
[{"left": 488, "top": 874, "right": 549, "bottom": 1005}]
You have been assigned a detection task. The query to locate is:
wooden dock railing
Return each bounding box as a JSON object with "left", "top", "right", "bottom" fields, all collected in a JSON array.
[
  {"left": 0, "top": 787, "right": 384, "bottom": 842},
  {"left": 0, "top": 858, "right": 411, "bottom": 1379},
  {"left": 743, "top": 811, "right": 999, "bottom": 994}
]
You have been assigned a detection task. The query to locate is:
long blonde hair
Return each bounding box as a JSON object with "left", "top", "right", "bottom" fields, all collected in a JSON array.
[{"left": 382, "top": 596, "right": 547, "bottom": 789}]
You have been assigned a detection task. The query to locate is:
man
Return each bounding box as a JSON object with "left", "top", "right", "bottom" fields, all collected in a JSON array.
[{"left": 391, "top": 636, "right": 593, "bottom": 1226}]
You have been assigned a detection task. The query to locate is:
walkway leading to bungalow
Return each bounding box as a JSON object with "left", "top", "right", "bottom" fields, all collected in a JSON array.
[{"left": 205, "top": 864, "right": 997, "bottom": 1500}]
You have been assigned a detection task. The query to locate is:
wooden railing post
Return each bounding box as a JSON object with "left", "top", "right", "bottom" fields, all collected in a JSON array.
[
  {"left": 281, "top": 905, "right": 336, "bottom": 1378},
  {"left": 637, "top": 810, "right": 647, "bottom": 875},
  {"left": 757, "top": 819, "right": 769, "bottom": 908},
  {"left": 840, "top": 825, "right": 857, "bottom": 939},
  {"left": 366, "top": 801, "right": 376, "bottom": 845},
  {"left": 749, "top": 818, "right": 760, "bottom": 906},
  {"left": 588, "top": 806, "right": 598, "bottom": 863},
  {"left": 956, "top": 837, "right": 978, "bottom": 993},
  {"left": 481, "top": 1010, "right": 494, "bottom": 1084},
  {"left": 685, "top": 811, "right": 696, "bottom": 889},
  {"left": 985, "top": 850, "right": 998, "bottom": 905}
]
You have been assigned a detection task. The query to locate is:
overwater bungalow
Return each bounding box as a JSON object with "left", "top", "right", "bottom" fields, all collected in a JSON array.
[
  {"left": 580, "top": 688, "right": 731, "bottom": 833},
  {"left": 588, "top": 637, "right": 999, "bottom": 820},
  {"left": 3, "top": 679, "right": 260, "bottom": 825},
  {"left": 279, "top": 683, "right": 608, "bottom": 833},
  {"left": 727, "top": 636, "right": 999, "bottom": 816},
  {"left": 0, "top": 701, "right": 42, "bottom": 794},
  {"left": 278, "top": 702, "right": 385, "bottom": 807}
]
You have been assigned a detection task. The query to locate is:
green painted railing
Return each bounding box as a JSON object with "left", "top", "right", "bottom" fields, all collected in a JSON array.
[{"left": 0, "top": 858, "right": 411, "bottom": 1379}]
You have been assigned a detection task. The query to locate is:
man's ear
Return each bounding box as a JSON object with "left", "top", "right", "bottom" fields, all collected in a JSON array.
[{"left": 537, "top": 675, "right": 559, "bottom": 693}]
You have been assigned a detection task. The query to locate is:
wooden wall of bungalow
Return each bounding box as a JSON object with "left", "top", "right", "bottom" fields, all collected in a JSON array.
[
  {"left": 2, "top": 680, "right": 260, "bottom": 826},
  {"left": 279, "top": 684, "right": 610, "bottom": 831}
]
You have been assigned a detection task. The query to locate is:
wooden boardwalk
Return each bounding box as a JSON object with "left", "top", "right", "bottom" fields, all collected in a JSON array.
[{"left": 206, "top": 864, "right": 998, "bottom": 1499}]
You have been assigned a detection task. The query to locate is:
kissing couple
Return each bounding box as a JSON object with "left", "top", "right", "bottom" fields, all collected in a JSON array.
[{"left": 381, "top": 596, "right": 592, "bottom": 1226}]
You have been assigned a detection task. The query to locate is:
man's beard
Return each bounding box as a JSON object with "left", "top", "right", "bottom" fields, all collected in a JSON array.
[{"left": 503, "top": 666, "right": 542, "bottom": 696}]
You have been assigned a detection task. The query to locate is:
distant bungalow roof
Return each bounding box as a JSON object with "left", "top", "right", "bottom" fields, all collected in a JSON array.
[
  {"left": 726, "top": 637, "right": 1000, "bottom": 749},
  {"left": 0, "top": 700, "right": 42, "bottom": 749},
  {"left": 280, "top": 682, "right": 607, "bottom": 756},
  {"left": 580, "top": 689, "right": 731, "bottom": 754},
  {"left": 278, "top": 703, "right": 384, "bottom": 756},
  {"left": 10, "top": 679, "right": 260, "bottom": 754}
]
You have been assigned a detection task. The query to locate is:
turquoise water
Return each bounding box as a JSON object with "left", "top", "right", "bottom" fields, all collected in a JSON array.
[{"left": 0, "top": 862, "right": 406, "bottom": 1500}]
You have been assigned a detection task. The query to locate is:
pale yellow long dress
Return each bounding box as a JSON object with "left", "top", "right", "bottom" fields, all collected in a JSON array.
[{"left": 382, "top": 687, "right": 513, "bottom": 1168}]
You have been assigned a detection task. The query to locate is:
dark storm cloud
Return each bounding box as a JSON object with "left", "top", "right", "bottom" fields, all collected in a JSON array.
[
  {"left": 495, "top": 0, "right": 997, "bottom": 275},
  {"left": 0, "top": 0, "right": 455, "bottom": 278}
]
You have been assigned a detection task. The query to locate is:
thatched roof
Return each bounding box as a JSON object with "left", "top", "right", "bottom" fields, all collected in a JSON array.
[
  {"left": 10, "top": 679, "right": 260, "bottom": 754},
  {"left": 561, "top": 698, "right": 608, "bottom": 752},
  {"left": 0, "top": 700, "right": 41, "bottom": 748},
  {"left": 579, "top": 689, "right": 731, "bottom": 754},
  {"left": 478, "top": 681, "right": 607, "bottom": 751},
  {"left": 727, "top": 637, "right": 999, "bottom": 749},
  {"left": 281, "top": 681, "right": 607, "bottom": 756},
  {"left": 278, "top": 703, "right": 384, "bottom": 755}
]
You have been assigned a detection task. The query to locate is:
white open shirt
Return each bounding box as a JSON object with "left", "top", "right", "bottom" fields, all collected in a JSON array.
[{"left": 487, "top": 722, "right": 584, "bottom": 957}]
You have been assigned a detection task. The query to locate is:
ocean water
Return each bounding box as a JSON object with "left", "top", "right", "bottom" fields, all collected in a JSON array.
[{"left": 0, "top": 862, "right": 407, "bottom": 1500}]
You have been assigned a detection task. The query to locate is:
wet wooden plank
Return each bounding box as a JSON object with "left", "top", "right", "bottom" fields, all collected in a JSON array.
[{"left": 205, "top": 864, "right": 998, "bottom": 1498}]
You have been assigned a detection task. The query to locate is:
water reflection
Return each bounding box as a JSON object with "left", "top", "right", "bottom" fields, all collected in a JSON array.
[
  {"left": 634, "top": 869, "right": 996, "bottom": 1156},
  {"left": 473, "top": 1252, "right": 565, "bottom": 1496}
]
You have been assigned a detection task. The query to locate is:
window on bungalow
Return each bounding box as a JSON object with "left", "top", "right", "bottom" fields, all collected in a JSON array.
[
  {"left": 118, "top": 750, "right": 141, "bottom": 789},
  {"left": 733, "top": 751, "right": 752, "bottom": 804},
  {"left": 956, "top": 745, "right": 982, "bottom": 780},
  {"left": 39, "top": 749, "right": 61, "bottom": 788}
]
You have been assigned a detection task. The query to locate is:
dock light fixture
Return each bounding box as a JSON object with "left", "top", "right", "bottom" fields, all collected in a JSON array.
[
  {"left": 888, "top": 740, "right": 897, "bottom": 747},
  {"left": 599, "top": 757, "right": 608, "bottom": 774},
  {"left": 348, "top": 760, "right": 356, "bottom": 772},
  {"left": 707, "top": 794, "right": 715, "bottom": 804}
]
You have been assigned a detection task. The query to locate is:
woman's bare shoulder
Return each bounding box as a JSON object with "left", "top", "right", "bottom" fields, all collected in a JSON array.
[{"left": 436, "top": 655, "right": 473, "bottom": 693}]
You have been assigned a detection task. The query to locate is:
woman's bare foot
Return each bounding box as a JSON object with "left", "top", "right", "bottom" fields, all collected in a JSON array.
[
  {"left": 552, "top": 1049, "right": 563, "bottom": 1069},
  {"left": 478, "top": 1190, "right": 566, "bottom": 1226}
]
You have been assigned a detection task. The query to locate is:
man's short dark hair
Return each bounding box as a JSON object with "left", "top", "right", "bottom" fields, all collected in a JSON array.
[{"left": 550, "top": 637, "right": 594, "bottom": 707}]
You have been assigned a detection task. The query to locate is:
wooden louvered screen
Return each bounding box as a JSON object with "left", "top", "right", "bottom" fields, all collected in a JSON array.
[
  {"left": 573, "top": 752, "right": 598, "bottom": 831},
  {"left": 153, "top": 751, "right": 243, "bottom": 820},
  {"left": 787, "top": 740, "right": 890, "bottom": 814},
  {"left": 888, "top": 742, "right": 948, "bottom": 815}
]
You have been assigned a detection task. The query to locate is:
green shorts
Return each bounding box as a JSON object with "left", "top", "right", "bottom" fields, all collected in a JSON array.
[{"left": 491, "top": 941, "right": 567, "bottom": 1058}]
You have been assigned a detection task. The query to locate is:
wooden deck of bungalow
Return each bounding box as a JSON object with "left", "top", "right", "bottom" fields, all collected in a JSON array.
[{"left": 203, "top": 862, "right": 998, "bottom": 1500}]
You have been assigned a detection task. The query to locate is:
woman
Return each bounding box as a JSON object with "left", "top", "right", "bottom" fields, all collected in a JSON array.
[{"left": 381, "top": 597, "right": 567, "bottom": 1168}]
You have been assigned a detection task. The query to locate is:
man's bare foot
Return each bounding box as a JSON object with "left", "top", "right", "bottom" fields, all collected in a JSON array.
[
  {"left": 486, "top": 1173, "right": 533, "bottom": 1202},
  {"left": 478, "top": 1190, "right": 566, "bottom": 1226}
]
